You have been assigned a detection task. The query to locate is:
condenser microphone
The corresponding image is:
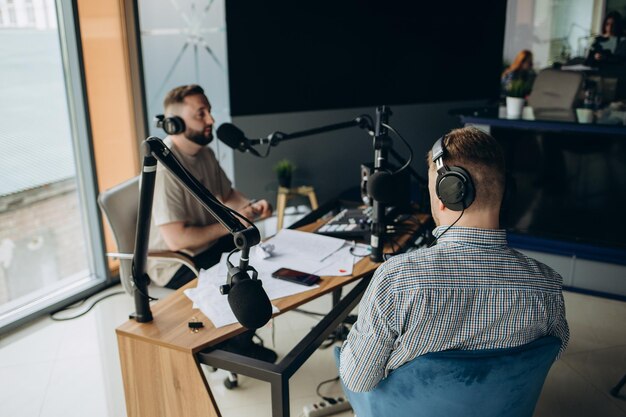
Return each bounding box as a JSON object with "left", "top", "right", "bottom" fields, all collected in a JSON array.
[
  {"left": 367, "top": 171, "right": 397, "bottom": 204},
  {"left": 216, "top": 123, "right": 261, "bottom": 156},
  {"left": 223, "top": 264, "right": 273, "bottom": 329},
  {"left": 368, "top": 169, "right": 413, "bottom": 206}
]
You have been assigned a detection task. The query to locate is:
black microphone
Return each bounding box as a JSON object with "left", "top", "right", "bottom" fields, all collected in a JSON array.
[
  {"left": 367, "top": 171, "right": 397, "bottom": 205},
  {"left": 222, "top": 262, "right": 273, "bottom": 329},
  {"left": 216, "top": 123, "right": 261, "bottom": 157},
  {"left": 368, "top": 169, "right": 413, "bottom": 208}
]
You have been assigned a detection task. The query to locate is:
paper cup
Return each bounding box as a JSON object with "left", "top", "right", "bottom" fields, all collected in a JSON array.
[{"left": 576, "top": 108, "right": 594, "bottom": 124}]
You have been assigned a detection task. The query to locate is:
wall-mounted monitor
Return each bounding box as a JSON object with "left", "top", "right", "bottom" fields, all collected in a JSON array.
[{"left": 225, "top": 0, "right": 508, "bottom": 116}]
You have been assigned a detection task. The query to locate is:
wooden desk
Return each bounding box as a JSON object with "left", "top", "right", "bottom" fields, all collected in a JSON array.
[{"left": 116, "top": 212, "right": 430, "bottom": 417}]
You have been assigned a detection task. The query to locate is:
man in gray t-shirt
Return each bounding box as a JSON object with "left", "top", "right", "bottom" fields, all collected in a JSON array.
[{"left": 148, "top": 84, "right": 272, "bottom": 289}]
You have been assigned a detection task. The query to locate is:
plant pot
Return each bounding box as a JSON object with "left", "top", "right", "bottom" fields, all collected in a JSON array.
[
  {"left": 506, "top": 96, "right": 525, "bottom": 119},
  {"left": 278, "top": 175, "right": 292, "bottom": 188}
]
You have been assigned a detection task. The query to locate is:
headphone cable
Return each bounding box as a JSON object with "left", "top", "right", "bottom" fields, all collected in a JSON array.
[{"left": 427, "top": 209, "right": 464, "bottom": 248}]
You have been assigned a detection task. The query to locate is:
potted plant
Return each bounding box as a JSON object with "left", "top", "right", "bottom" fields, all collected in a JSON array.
[
  {"left": 505, "top": 79, "right": 531, "bottom": 119},
  {"left": 273, "top": 159, "right": 295, "bottom": 188}
]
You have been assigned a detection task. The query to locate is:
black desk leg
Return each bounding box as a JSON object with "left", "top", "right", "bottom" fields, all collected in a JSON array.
[
  {"left": 332, "top": 288, "right": 342, "bottom": 307},
  {"left": 271, "top": 376, "right": 290, "bottom": 417},
  {"left": 198, "top": 277, "right": 372, "bottom": 417}
]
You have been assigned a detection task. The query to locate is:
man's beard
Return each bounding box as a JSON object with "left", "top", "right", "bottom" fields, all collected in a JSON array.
[{"left": 185, "top": 128, "right": 213, "bottom": 146}]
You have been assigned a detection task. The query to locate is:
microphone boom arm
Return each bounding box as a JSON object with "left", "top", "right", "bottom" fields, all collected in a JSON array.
[
  {"left": 255, "top": 116, "right": 373, "bottom": 146},
  {"left": 131, "top": 136, "right": 260, "bottom": 323}
]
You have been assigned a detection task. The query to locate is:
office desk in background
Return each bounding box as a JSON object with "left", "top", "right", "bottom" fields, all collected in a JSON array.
[
  {"left": 116, "top": 204, "right": 430, "bottom": 417},
  {"left": 456, "top": 106, "right": 626, "bottom": 135}
]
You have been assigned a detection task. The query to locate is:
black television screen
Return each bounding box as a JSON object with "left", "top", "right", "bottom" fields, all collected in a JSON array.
[
  {"left": 225, "top": 1, "right": 507, "bottom": 116},
  {"left": 498, "top": 129, "right": 626, "bottom": 253}
]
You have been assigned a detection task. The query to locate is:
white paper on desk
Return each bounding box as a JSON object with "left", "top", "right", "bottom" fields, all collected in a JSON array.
[
  {"left": 185, "top": 264, "right": 318, "bottom": 328},
  {"left": 217, "top": 251, "right": 322, "bottom": 276},
  {"left": 184, "top": 281, "right": 280, "bottom": 328},
  {"left": 313, "top": 243, "right": 370, "bottom": 276},
  {"left": 268, "top": 229, "right": 346, "bottom": 262},
  {"left": 217, "top": 243, "right": 357, "bottom": 277},
  {"left": 211, "top": 257, "right": 320, "bottom": 298}
]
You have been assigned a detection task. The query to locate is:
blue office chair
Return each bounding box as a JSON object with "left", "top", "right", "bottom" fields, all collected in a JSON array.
[{"left": 335, "top": 336, "right": 561, "bottom": 417}]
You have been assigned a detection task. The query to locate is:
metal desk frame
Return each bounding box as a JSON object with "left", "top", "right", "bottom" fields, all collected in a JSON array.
[{"left": 197, "top": 278, "right": 370, "bottom": 417}]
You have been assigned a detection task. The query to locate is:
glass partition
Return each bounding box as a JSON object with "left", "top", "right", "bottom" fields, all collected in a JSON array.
[{"left": 137, "top": 0, "right": 234, "bottom": 181}]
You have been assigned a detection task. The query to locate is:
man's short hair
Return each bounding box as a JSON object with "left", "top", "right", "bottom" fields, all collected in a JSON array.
[
  {"left": 163, "top": 84, "right": 205, "bottom": 113},
  {"left": 428, "top": 127, "right": 506, "bottom": 209}
]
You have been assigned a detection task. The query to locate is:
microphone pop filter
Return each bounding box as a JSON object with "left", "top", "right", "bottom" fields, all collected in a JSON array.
[
  {"left": 227, "top": 279, "right": 272, "bottom": 329},
  {"left": 216, "top": 123, "right": 245, "bottom": 150}
]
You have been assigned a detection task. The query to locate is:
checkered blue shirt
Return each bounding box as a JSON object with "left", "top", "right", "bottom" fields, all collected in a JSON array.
[{"left": 339, "top": 226, "right": 569, "bottom": 392}]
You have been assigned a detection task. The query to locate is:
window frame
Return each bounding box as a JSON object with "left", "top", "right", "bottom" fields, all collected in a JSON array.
[{"left": 0, "top": 0, "right": 111, "bottom": 335}]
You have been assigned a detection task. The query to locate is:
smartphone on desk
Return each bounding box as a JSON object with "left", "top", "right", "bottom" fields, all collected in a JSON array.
[{"left": 271, "top": 268, "right": 321, "bottom": 286}]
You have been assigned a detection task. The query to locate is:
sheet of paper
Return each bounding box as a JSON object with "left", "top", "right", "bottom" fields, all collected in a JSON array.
[
  {"left": 210, "top": 257, "right": 320, "bottom": 297},
  {"left": 267, "top": 229, "right": 346, "bottom": 262},
  {"left": 217, "top": 250, "right": 328, "bottom": 276},
  {"left": 217, "top": 242, "right": 364, "bottom": 278},
  {"left": 185, "top": 284, "right": 280, "bottom": 328},
  {"left": 185, "top": 264, "right": 319, "bottom": 328},
  {"left": 313, "top": 243, "right": 369, "bottom": 276}
]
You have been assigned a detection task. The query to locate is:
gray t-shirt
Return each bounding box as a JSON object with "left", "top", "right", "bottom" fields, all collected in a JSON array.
[{"left": 147, "top": 137, "right": 232, "bottom": 286}]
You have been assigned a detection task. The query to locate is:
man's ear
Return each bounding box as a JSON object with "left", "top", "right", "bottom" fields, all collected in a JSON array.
[{"left": 438, "top": 199, "right": 446, "bottom": 212}]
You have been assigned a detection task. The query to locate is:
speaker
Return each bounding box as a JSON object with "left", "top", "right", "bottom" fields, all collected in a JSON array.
[
  {"left": 431, "top": 136, "right": 475, "bottom": 211},
  {"left": 360, "top": 163, "right": 374, "bottom": 205},
  {"left": 155, "top": 114, "right": 186, "bottom": 135}
]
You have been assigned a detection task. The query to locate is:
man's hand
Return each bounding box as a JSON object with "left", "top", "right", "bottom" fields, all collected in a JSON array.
[{"left": 239, "top": 199, "right": 272, "bottom": 221}]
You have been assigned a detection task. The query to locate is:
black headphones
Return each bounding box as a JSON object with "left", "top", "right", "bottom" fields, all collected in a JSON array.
[
  {"left": 431, "top": 135, "right": 475, "bottom": 211},
  {"left": 155, "top": 114, "right": 186, "bottom": 135}
]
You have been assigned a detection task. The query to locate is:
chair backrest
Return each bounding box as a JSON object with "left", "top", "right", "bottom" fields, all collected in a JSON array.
[
  {"left": 97, "top": 176, "right": 140, "bottom": 294},
  {"left": 335, "top": 336, "right": 561, "bottom": 417}
]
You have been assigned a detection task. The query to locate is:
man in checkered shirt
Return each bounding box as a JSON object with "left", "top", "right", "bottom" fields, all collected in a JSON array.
[{"left": 339, "top": 127, "right": 569, "bottom": 392}]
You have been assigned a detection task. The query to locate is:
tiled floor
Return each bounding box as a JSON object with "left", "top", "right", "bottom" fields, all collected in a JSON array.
[{"left": 1, "top": 286, "right": 625, "bottom": 417}]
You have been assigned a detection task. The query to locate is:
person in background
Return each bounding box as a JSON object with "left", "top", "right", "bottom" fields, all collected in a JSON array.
[
  {"left": 586, "top": 11, "right": 626, "bottom": 66},
  {"left": 148, "top": 84, "right": 272, "bottom": 290},
  {"left": 148, "top": 84, "right": 276, "bottom": 363},
  {"left": 339, "top": 127, "right": 569, "bottom": 392},
  {"left": 501, "top": 49, "right": 535, "bottom": 98}
]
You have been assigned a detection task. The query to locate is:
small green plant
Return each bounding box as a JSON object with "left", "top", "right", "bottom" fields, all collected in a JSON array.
[
  {"left": 273, "top": 159, "right": 295, "bottom": 176},
  {"left": 273, "top": 159, "right": 295, "bottom": 187},
  {"left": 506, "top": 78, "right": 532, "bottom": 98}
]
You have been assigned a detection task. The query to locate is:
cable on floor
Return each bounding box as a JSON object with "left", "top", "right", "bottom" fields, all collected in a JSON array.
[
  {"left": 50, "top": 290, "right": 125, "bottom": 321},
  {"left": 316, "top": 375, "right": 341, "bottom": 403}
]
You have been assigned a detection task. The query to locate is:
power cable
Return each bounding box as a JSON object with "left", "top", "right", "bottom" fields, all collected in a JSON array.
[{"left": 50, "top": 290, "right": 125, "bottom": 321}]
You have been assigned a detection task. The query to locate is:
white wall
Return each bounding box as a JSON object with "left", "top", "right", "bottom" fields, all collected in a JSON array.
[{"left": 503, "top": 0, "right": 599, "bottom": 68}]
